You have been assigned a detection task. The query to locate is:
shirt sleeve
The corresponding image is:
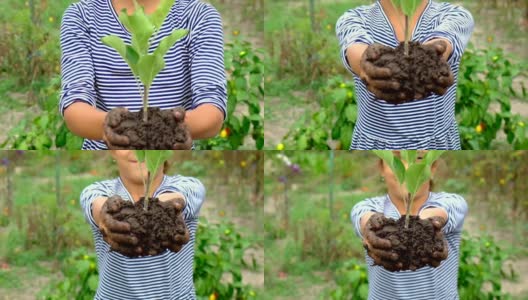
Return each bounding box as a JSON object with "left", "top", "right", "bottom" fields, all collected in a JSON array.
[
  {"left": 336, "top": 8, "right": 374, "bottom": 75},
  {"left": 59, "top": 4, "right": 97, "bottom": 116},
  {"left": 350, "top": 197, "right": 385, "bottom": 239},
  {"left": 157, "top": 176, "right": 206, "bottom": 220},
  {"left": 188, "top": 4, "right": 227, "bottom": 119},
  {"left": 424, "top": 4, "right": 474, "bottom": 64},
  {"left": 80, "top": 181, "right": 112, "bottom": 229},
  {"left": 422, "top": 193, "right": 468, "bottom": 234}
]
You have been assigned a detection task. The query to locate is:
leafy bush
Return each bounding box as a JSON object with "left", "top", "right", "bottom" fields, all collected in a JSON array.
[
  {"left": 286, "top": 45, "right": 527, "bottom": 150},
  {"left": 1, "top": 76, "right": 83, "bottom": 149},
  {"left": 194, "top": 218, "right": 258, "bottom": 300},
  {"left": 325, "top": 259, "right": 369, "bottom": 300},
  {"left": 456, "top": 44, "right": 527, "bottom": 149},
  {"left": 39, "top": 249, "right": 98, "bottom": 300},
  {"left": 196, "top": 38, "right": 265, "bottom": 150}
]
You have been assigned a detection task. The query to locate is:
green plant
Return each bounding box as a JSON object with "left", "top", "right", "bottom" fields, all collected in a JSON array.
[
  {"left": 194, "top": 218, "right": 258, "bottom": 299},
  {"left": 1, "top": 76, "right": 83, "bottom": 149},
  {"left": 286, "top": 75, "right": 357, "bottom": 149},
  {"left": 39, "top": 249, "right": 99, "bottom": 300},
  {"left": 458, "top": 233, "right": 516, "bottom": 300},
  {"left": 372, "top": 150, "right": 444, "bottom": 228},
  {"left": 101, "top": 0, "right": 188, "bottom": 122},
  {"left": 391, "top": 0, "right": 421, "bottom": 55},
  {"left": 195, "top": 39, "right": 264, "bottom": 150},
  {"left": 134, "top": 150, "right": 173, "bottom": 209},
  {"left": 326, "top": 259, "right": 369, "bottom": 300},
  {"left": 456, "top": 44, "right": 527, "bottom": 149}
]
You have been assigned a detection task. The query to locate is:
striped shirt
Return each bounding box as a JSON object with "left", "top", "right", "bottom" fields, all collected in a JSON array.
[
  {"left": 80, "top": 175, "right": 205, "bottom": 300},
  {"left": 60, "top": 0, "right": 227, "bottom": 150},
  {"left": 350, "top": 192, "right": 468, "bottom": 300},
  {"left": 336, "top": 0, "right": 474, "bottom": 150}
]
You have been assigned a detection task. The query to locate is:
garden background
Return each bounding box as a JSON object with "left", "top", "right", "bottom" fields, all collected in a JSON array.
[
  {"left": 265, "top": 150, "right": 528, "bottom": 299},
  {"left": 264, "top": 0, "right": 528, "bottom": 150},
  {"left": 0, "top": 150, "right": 264, "bottom": 299},
  {"left": 0, "top": 0, "right": 264, "bottom": 150}
]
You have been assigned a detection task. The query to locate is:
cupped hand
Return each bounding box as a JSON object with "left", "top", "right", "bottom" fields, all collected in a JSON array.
[
  {"left": 99, "top": 196, "right": 141, "bottom": 256},
  {"left": 171, "top": 107, "right": 193, "bottom": 150},
  {"left": 363, "top": 213, "right": 401, "bottom": 271},
  {"left": 103, "top": 107, "right": 130, "bottom": 149}
]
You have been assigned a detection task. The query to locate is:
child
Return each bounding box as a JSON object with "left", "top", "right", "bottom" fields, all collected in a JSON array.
[
  {"left": 351, "top": 152, "right": 468, "bottom": 299},
  {"left": 60, "top": 0, "right": 226, "bottom": 149},
  {"left": 336, "top": 0, "right": 474, "bottom": 150},
  {"left": 80, "top": 150, "right": 205, "bottom": 299}
]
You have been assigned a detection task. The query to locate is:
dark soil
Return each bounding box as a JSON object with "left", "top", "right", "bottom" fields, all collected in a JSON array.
[
  {"left": 106, "top": 195, "right": 189, "bottom": 257},
  {"left": 368, "top": 42, "right": 453, "bottom": 104},
  {"left": 106, "top": 107, "right": 190, "bottom": 149},
  {"left": 373, "top": 215, "right": 445, "bottom": 271}
]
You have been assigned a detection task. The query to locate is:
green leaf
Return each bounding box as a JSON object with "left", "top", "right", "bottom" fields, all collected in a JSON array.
[
  {"left": 358, "top": 284, "right": 369, "bottom": 299},
  {"left": 149, "top": 0, "right": 175, "bottom": 29},
  {"left": 402, "top": 150, "right": 417, "bottom": 165},
  {"left": 153, "top": 29, "right": 189, "bottom": 59},
  {"left": 118, "top": 2, "right": 155, "bottom": 55},
  {"left": 88, "top": 275, "right": 98, "bottom": 291},
  {"left": 398, "top": 0, "right": 421, "bottom": 16},
  {"left": 137, "top": 54, "right": 165, "bottom": 87},
  {"left": 392, "top": 157, "right": 406, "bottom": 184},
  {"left": 101, "top": 36, "right": 140, "bottom": 75},
  {"left": 345, "top": 105, "right": 358, "bottom": 122},
  {"left": 424, "top": 150, "right": 445, "bottom": 166},
  {"left": 405, "top": 163, "right": 428, "bottom": 196},
  {"left": 144, "top": 150, "right": 173, "bottom": 175},
  {"left": 135, "top": 150, "right": 146, "bottom": 162},
  {"left": 372, "top": 150, "right": 394, "bottom": 166}
]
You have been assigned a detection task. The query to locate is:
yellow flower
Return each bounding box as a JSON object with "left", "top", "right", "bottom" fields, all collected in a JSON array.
[
  {"left": 499, "top": 178, "right": 505, "bottom": 185},
  {"left": 492, "top": 55, "right": 499, "bottom": 62},
  {"left": 276, "top": 143, "right": 285, "bottom": 151},
  {"left": 49, "top": 16, "right": 54, "bottom": 23},
  {"left": 220, "top": 129, "right": 228, "bottom": 138},
  {"left": 518, "top": 121, "right": 525, "bottom": 127},
  {"left": 70, "top": 199, "right": 75, "bottom": 205},
  {"left": 219, "top": 160, "right": 225, "bottom": 166},
  {"left": 487, "top": 36, "right": 493, "bottom": 43},
  {"left": 249, "top": 290, "right": 256, "bottom": 297},
  {"left": 239, "top": 51, "right": 247, "bottom": 57},
  {"left": 347, "top": 91, "right": 353, "bottom": 98},
  {"left": 326, "top": 24, "right": 332, "bottom": 30},
  {"left": 89, "top": 263, "right": 96, "bottom": 270},
  {"left": 224, "top": 229, "right": 231, "bottom": 235},
  {"left": 340, "top": 83, "right": 346, "bottom": 88},
  {"left": 232, "top": 30, "right": 240, "bottom": 36},
  {"left": 475, "top": 124, "right": 483, "bottom": 133},
  {"left": 240, "top": 160, "right": 247, "bottom": 168},
  {"left": 83, "top": 255, "right": 89, "bottom": 260},
  {"left": 209, "top": 293, "right": 217, "bottom": 300},
  {"left": 354, "top": 265, "right": 360, "bottom": 270}
]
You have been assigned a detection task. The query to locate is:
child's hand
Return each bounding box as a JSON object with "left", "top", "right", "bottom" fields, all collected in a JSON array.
[
  {"left": 159, "top": 196, "right": 190, "bottom": 253},
  {"left": 363, "top": 213, "right": 401, "bottom": 271},
  {"left": 171, "top": 108, "right": 193, "bottom": 150},
  {"left": 360, "top": 44, "right": 405, "bottom": 103},
  {"left": 99, "top": 196, "right": 142, "bottom": 256},
  {"left": 424, "top": 216, "right": 449, "bottom": 267},
  {"left": 103, "top": 107, "right": 131, "bottom": 149},
  {"left": 423, "top": 39, "right": 455, "bottom": 95}
]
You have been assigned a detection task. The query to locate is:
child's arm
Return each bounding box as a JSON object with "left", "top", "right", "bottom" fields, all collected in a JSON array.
[
  {"left": 350, "top": 197, "right": 385, "bottom": 239},
  {"left": 157, "top": 177, "right": 206, "bottom": 220},
  {"left": 424, "top": 5, "right": 474, "bottom": 63},
  {"left": 60, "top": 5, "right": 104, "bottom": 140},
  {"left": 336, "top": 9, "right": 374, "bottom": 76},
  {"left": 188, "top": 5, "right": 227, "bottom": 139},
  {"left": 420, "top": 193, "right": 468, "bottom": 234}
]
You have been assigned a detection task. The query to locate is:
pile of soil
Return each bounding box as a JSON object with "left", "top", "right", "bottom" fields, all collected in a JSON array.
[
  {"left": 105, "top": 107, "right": 190, "bottom": 149},
  {"left": 366, "top": 42, "right": 454, "bottom": 104},
  {"left": 106, "top": 195, "right": 189, "bottom": 258},
  {"left": 372, "top": 215, "right": 445, "bottom": 271}
]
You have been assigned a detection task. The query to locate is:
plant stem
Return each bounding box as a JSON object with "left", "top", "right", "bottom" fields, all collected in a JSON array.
[
  {"left": 143, "top": 85, "right": 150, "bottom": 123},
  {"left": 404, "top": 15, "right": 409, "bottom": 56},
  {"left": 144, "top": 171, "right": 151, "bottom": 211},
  {"left": 404, "top": 192, "right": 413, "bottom": 229}
]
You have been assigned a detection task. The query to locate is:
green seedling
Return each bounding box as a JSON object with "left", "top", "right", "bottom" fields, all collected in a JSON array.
[
  {"left": 373, "top": 150, "right": 445, "bottom": 228},
  {"left": 135, "top": 150, "right": 174, "bottom": 210},
  {"left": 102, "top": 0, "right": 189, "bottom": 122},
  {"left": 391, "top": 0, "right": 421, "bottom": 55}
]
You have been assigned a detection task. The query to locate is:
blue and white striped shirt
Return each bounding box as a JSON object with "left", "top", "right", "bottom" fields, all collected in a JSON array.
[
  {"left": 351, "top": 192, "right": 468, "bottom": 300},
  {"left": 60, "top": 0, "right": 227, "bottom": 150},
  {"left": 336, "top": 0, "right": 474, "bottom": 150},
  {"left": 80, "top": 175, "right": 205, "bottom": 300}
]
